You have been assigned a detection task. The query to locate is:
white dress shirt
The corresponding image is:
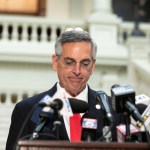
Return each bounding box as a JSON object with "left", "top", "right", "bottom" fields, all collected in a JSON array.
[{"left": 56, "top": 82, "right": 88, "bottom": 139}]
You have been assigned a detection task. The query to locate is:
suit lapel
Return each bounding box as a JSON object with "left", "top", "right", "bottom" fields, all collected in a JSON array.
[{"left": 87, "top": 86, "right": 97, "bottom": 113}]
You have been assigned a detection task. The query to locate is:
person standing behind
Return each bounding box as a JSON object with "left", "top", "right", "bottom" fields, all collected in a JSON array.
[{"left": 6, "top": 28, "right": 123, "bottom": 150}]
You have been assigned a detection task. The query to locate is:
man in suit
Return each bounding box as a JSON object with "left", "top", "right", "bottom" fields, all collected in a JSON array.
[{"left": 6, "top": 28, "right": 123, "bottom": 150}]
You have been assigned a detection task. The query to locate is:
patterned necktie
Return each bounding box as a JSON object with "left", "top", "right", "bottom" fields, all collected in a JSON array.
[{"left": 70, "top": 113, "right": 81, "bottom": 141}]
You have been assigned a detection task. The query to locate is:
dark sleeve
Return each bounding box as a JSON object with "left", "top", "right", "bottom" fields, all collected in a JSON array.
[{"left": 5, "top": 103, "right": 35, "bottom": 150}]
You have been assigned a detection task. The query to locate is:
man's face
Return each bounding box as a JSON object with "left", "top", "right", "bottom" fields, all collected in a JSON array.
[{"left": 52, "top": 41, "right": 96, "bottom": 96}]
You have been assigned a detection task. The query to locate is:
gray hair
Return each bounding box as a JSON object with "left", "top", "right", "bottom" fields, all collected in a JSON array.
[{"left": 54, "top": 30, "right": 97, "bottom": 59}]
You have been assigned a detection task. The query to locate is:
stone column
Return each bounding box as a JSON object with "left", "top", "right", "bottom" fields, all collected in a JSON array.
[
  {"left": 93, "top": 0, "right": 112, "bottom": 14},
  {"left": 88, "top": 0, "right": 121, "bottom": 51}
]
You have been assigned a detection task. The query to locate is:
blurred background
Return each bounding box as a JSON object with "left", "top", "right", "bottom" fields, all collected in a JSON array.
[{"left": 0, "top": 0, "right": 150, "bottom": 149}]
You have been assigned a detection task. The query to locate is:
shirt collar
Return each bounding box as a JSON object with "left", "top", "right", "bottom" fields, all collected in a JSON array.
[{"left": 57, "top": 82, "right": 88, "bottom": 103}]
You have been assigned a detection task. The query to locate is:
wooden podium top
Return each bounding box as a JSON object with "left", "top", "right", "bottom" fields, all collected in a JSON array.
[{"left": 18, "top": 140, "right": 149, "bottom": 150}]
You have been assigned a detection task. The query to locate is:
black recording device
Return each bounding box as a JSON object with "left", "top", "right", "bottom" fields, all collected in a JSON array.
[
  {"left": 81, "top": 112, "right": 98, "bottom": 142},
  {"left": 111, "top": 85, "right": 144, "bottom": 123}
]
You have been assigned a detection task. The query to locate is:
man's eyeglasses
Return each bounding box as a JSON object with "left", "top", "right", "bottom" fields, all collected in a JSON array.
[{"left": 58, "top": 57, "right": 92, "bottom": 70}]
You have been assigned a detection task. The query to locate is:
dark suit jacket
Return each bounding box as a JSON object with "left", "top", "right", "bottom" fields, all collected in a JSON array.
[{"left": 6, "top": 83, "right": 123, "bottom": 150}]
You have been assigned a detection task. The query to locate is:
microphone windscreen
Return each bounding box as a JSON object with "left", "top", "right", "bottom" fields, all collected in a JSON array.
[
  {"left": 136, "top": 103, "right": 147, "bottom": 114},
  {"left": 53, "top": 98, "right": 63, "bottom": 110},
  {"left": 68, "top": 98, "right": 89, "bottom": 113}
]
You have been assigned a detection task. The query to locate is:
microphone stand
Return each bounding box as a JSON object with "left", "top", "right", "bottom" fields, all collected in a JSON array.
[
  {"left": 30, "top": 112, "right": 52, "bottom": 140},
  {"left": 53, "top": 110, "right": 62, "bottom": 140},
  {"left": 124, "top": 112, "right": 132, "bottom": 142},
  {"left": 102, "top": 118, "right": 112, "bottom": 142}
]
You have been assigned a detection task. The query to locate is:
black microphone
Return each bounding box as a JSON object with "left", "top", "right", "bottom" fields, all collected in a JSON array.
[
  {"left": 125, "top": 101, "right": 144, "bottom": 123},
  {"left": 81, "top": 112, "right": 98, "bottom": 141},
  {"left": 96, "top": 91, "right": 114, "bottom": 124},
  {"left": 69, "top": 98, "right": 89, "bottom": 113},
  {"left": 39, "top": 95, "right": 89, "bottom": 113},
  {"left": 135, "top": 94, "right": 150, "bottom": 114},
  {"left": 136, "top": 103, "right": 147, "bottom": 114},
  {"left": 31, "top": 107, "right": 55, "bottom": 140},
  {"left": 39, "top": 98, "right": 63, "bottom": 111},
  {"left": 111, "top": 84, "right": 144, "bottom": 123}
]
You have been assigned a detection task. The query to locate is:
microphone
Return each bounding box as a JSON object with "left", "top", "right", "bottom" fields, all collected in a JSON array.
[
  {"left": 111, "top": 87, "right": 150, "bottom": 143},
  {"left": 136, "top": 103, "right": 150, "bottom": 147},
  {"left": 111, "top": 84, "right": 144, "bottom": 123},
  {"left": 135, "top": 94, "right": 150, "bottom": 106},
  {"left": 136, "top": 103, "right": 147, "bottom": 114},
  {"left": 38, "top": 95, "right": 89, "bottom": 113},
  {"left": 81, "top": 112, "right": 98, "bottom": 141},
  {"left": 125, "top": 101, "right": 144, "bottom": 123},
  {"left": 69, "top": 98, "right": 89, "bottom": 113},
  {"left": 38, "top": 95, "right": 53, "bottom": 106},
  {"left": 31, "top": 106, "right": 55, "bottom": 140},
  {"left": 96, "top": 91, "right": 114, "bottom": 124},
  {"left": 39, "top": 98, "right": 63, "bottom": 111},
  {"left": 135, "top": 94, "right": 150, "bottom": 114},
  {"left": 135, "top": 94, "right": 150, "bottom": 132}
]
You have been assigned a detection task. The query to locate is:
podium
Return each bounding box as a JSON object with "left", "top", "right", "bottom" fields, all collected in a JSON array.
[{"left": 18, "top": 140, "right": 149, "bottom": 150}]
